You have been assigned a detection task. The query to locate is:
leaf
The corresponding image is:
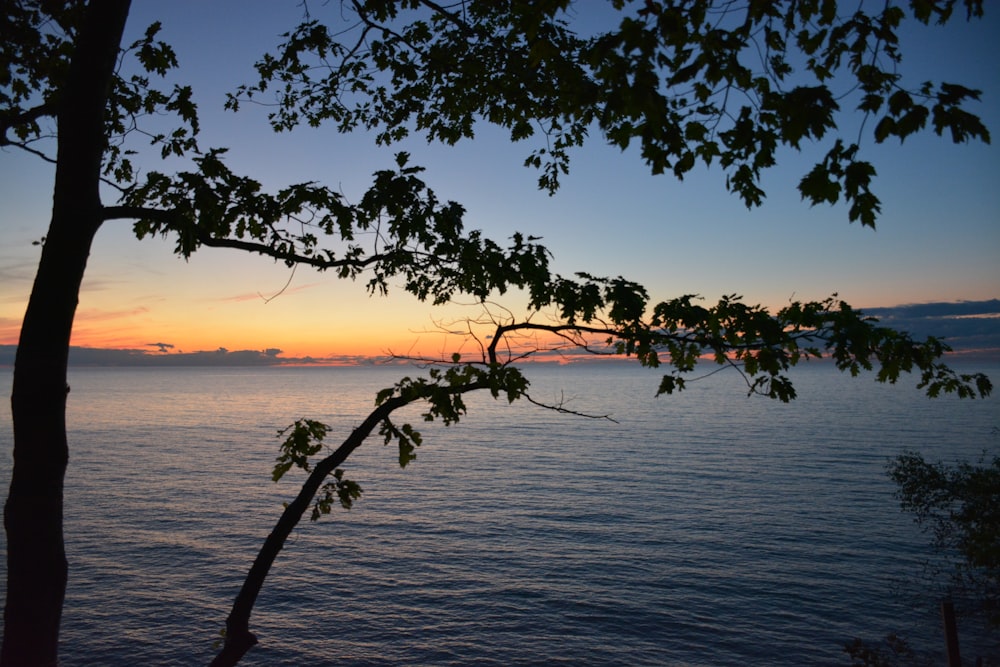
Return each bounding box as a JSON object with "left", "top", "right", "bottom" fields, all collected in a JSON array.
[
  {"left": 887, "top": 89, "right": 913, "bottom": 116},
  {"left": 798, "top": 163, "right": 840, "bottom": 206},
  {"left": 656, "top": 375, "right": 685, "bottom": 396}
]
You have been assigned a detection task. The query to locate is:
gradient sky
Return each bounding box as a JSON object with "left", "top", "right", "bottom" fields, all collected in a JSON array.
[{"left": 1, "top": 2, "right": 998, "bottom": 360}]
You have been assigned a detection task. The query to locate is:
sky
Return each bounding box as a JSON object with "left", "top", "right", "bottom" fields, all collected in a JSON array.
[{"left": 1, "top": 1, "right": 998, "bottom": 363}]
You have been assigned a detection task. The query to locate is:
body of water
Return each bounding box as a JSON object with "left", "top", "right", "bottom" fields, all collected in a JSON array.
[{"left": 0, "top": 361, "right": 997, "bottom": 665}]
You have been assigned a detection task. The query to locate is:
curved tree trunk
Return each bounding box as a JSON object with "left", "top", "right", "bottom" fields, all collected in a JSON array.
[
  {"left": 210, "top": 401, "right": 403, "bottom": 667},
  {"left": 2, "top": 2, "right": 131, "bottom": 665},
  {"left": 211, "top": 381, "right": 488, "bottom": 666}
]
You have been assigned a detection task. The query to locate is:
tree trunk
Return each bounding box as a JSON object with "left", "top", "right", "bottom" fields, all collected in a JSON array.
[
  {"left": 2, "top": 2, "right": 131, "bottom": 665},
  {"left": 211, "top": 383, "right": 487, "bottom": 666},
  {"left": 210, "top": 413, "right": 386, "bottom": 667}
]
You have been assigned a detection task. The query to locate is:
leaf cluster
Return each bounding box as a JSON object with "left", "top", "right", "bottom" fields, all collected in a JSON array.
[
  {"left": 231, "top": 0, "right": 989, "bottom": 227},
  {"left": 1, "top": 3, "right": 200, "bottom": 179},
  {"left": 843, "top": 633, "right": 929, "bottom": 667},
  {"left": 373, "top": 363, "right": 527, "bottom": 467},
  {"left": 0, "top": 1, "right": 82, "bottom": 145},
  {"left": 119, "top": 150, "right": 552, "bottom": 305},
  {"left": 272, "top": 418, "right": 364, "bottom": 519},
  {"left": 104, "top": 21, "right": 200, "bottom": 183},
  {"left": 522, "top": 276, "right": 992, "bottom": 402},
  {"left": 8, "top": 2, "right": 992, "bottom": 316}
]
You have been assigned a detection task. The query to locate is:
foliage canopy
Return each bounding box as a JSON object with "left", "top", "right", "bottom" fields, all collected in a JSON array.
[
  {"left": 230, "top": 0, "right": 990, "bottom": 225},
  {"left": 0, "top": 1, "right": 994, "bottom": 665}
]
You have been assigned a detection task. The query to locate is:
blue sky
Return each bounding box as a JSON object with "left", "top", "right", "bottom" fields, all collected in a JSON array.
[{"left": 0, "top": 1, "right": 997, "bottom": 359}]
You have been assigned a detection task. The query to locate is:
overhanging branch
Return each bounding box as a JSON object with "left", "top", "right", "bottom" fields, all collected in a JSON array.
[
  {"left": 100, "top": 204, "right": 393, "bottom": 271},
  {"left": 0, "top": 101, "right": 57, "bottom": 139},
  {"left": 211, "top": 376, "right": 490, "bottom": 667}
]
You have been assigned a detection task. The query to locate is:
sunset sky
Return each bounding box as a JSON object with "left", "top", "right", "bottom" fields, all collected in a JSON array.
[{"left": 1, "top": 2, "right": 998, "bottom": 361}]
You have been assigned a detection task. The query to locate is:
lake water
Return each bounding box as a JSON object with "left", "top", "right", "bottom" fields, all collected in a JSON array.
[{"left": 0, "top": 361, "right": 997, "bottom": 665}]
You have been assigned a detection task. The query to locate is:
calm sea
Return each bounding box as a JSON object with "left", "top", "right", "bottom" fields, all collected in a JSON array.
[{"left": 0, "top": 361, "right": 997, "bottom": 666}]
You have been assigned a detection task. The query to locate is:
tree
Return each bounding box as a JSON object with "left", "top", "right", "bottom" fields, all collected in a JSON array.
[
  {"left": 889, "top": 448, "right": 1000, "bottom": 629},
  {"left": 0, "top": 1, "right": 992, "bottom": 665},
  {"left": 211, "top": 294, "right": 990, "bottom": 665},
  {"left": 844, "top": 446, "right": 998, "bottom": 665}
]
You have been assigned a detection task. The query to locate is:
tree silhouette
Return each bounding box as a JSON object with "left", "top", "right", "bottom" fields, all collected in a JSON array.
[
  {"left": 211, "top": 294, "right": 991, "bottom": 664},
  {"left": 0, "top": 2, "right": 992, "bottom": 664},
  {"left": 890, "top": 449, "right": 999, "bottom": 628}
]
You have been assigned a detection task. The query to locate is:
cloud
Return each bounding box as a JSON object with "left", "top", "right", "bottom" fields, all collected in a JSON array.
[
  {"left": 73, "top": 347, "right": 290, "bottom": 367},
  {"left": 219, "top": 281, "right": 323, "bottom": 303},
  {"left": 0, "top": 317, "right": 24, "bottom": 343},
  {"left": 865, "top": 299, "right": 1000, "bottom": 320},
  {"left": 0, "top": 345, "right": 396, "bottom": 367},
  {"left": 863, "top": 299, "right": 1000, "bottom": 351},
  {"left": 0, "top": 345, "right": 286, "bottom": 367},
  {"left": 74, "top": 306, "right": 151, "bottom": 323}
]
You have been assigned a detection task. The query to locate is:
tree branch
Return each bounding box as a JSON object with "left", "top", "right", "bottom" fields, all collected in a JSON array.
[
  {"left": 210, "top": 376, "right": 489, "bottom": 667},
  {"left": 0, "top": 101, "right": 57, "bottom": 140},
  {"left": 100, "top": 204, "right": 392, "bottom": 271},
  {"left": 416, "top": 0, "right": 473, "bottom": 35},
  {"left": 100, "top": 204, "right": 178, "bottom": 224},
  {"left": 0, "top": 137, "right": 57, "bottom": 164},
  {"left": 523, "top": 392, "right": 618, "bottom": 422},
  {"left": 349, "top": 0, "right": 425, "bottom": 54}
]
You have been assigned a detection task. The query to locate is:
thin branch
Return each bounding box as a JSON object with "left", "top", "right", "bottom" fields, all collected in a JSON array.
[
  {"left": 258, "top": 264, "right": 298, "bottom": 303},
  {"left": 350, "top": 0, "right": 425, "bottom": 54},
  {"left": 490, "top": 321, "right": 620, "bottom": 359},
  {"left": 0, "top": 139, "right": 57, "bottom": 164},
  {"left": 195, "top": 234, "right": 381, "bottom": 270},
  {"left": 523, "top": 392, "right": 618, "bottom": 423}
]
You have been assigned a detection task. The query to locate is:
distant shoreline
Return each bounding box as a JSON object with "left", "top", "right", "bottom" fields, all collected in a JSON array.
[{"left": 1, "top": 347, "right": 998, "bottom": 369}]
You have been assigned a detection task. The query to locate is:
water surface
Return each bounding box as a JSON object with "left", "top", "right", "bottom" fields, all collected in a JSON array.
[{"left": 0, "top": 361, "right": 996, "bottom": 665}]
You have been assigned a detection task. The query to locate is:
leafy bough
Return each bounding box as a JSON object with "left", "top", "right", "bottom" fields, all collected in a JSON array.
[
  {"left": 3, "top": 3, "right": 993, "bottom": 664},
  {"left": 210, "top": 287, "right": 991, "bottom": 666}
]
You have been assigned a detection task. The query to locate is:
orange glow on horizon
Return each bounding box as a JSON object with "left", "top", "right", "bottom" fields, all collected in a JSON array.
[{"left": 43, "top": 311, "right": 620, "bottom": 364}]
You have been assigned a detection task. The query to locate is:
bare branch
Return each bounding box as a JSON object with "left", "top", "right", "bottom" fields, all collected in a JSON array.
[
  {"left": 0, "top": 138, "right": 57, "bottom": 164},
  {"left": 523, "top": 392, "right": 618, "bottom": 423},
  {"left": 258, "top": 264, "right": 298, "bottom": 303}
]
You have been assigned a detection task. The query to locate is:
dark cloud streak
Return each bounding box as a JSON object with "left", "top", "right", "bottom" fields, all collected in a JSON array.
[
  {"left": 863, "top": 300, "right": 1000, "bottom": 352},
  {"left": 865, "top": 299, "right": 1000, "bottom": 320}
]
